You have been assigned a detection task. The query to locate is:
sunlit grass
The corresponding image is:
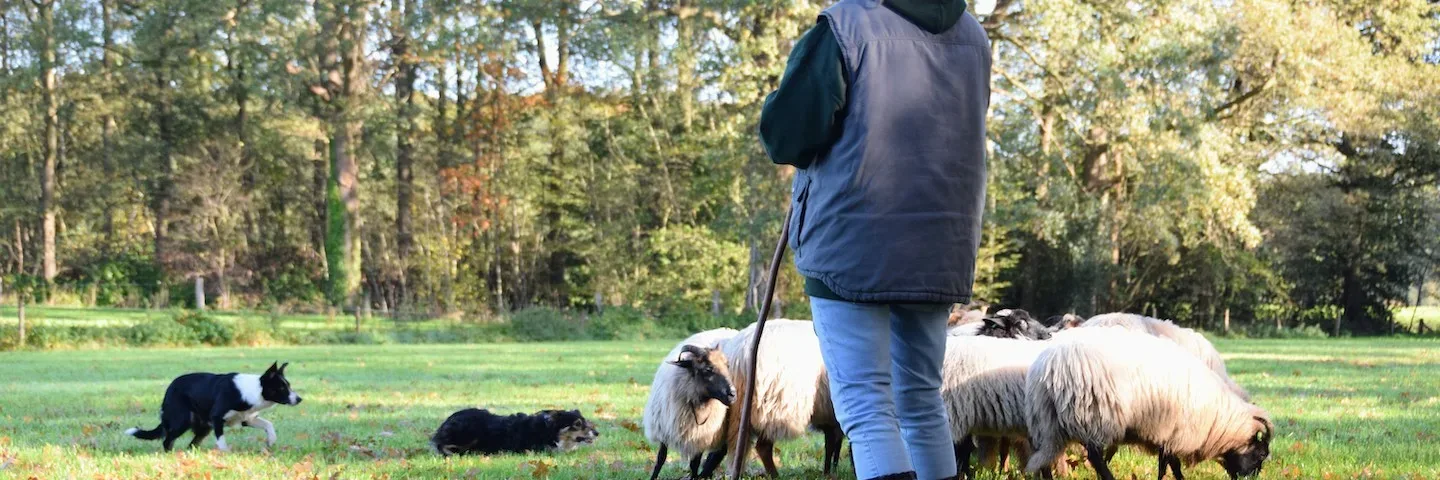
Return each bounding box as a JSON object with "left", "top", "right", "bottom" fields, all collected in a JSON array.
[{"left": 0, "top": 338, "right": 1437, "bottom": 479}]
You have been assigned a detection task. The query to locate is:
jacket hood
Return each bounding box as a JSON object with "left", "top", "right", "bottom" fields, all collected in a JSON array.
[{"left": 884, "top": 0, "right": 968, "bottom": 34}]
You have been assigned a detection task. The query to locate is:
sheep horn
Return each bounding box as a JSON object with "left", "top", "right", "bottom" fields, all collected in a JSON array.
[
  {"left": 678, "top": 344, "right": 708, "bottom": 362},
  {"left": 1254, "top": 416, "right": 1273, "bottom": 441}
]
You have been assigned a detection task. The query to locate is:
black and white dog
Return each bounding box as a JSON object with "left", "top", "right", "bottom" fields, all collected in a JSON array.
[
  {"left": 125, "top": 362, "right": 302, "bottom": 451},
  {"left": 431, "top": 408, "right": 599, "bottom": 456}
]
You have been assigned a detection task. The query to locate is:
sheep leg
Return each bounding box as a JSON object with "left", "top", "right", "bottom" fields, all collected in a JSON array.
[
  {"left": 1084, "top": 444, "right": 1118, "bottom": 480},
  {"left": 697, "top": 450, "right": 726, "bottom": 478},
  {"left": 823, "top": 427, "right": 843, "bottom": 476},
  {"left": 688, "top": 454, "right": 703, "bottom": 479},
  {"left": 756, "top": 437, "right": 779, "bottom": 477},
  {"left": 1156, "top": 450, "right": 1167, "bottom": 480},
  {"left": 650, "top": 444, "right": 668, "bottom": 480},
  {"left": 1167, "top": 454, "right": 1184, "bottom": 480},
  {"left": 1104, "top": 444, "right": 1119, "bottom": 462},
  {"left": 954, "top": 435, "right": 975, "bottom": 480},
  {"left": 997, "top": 437, "right": 1012, "bottom": 470}
]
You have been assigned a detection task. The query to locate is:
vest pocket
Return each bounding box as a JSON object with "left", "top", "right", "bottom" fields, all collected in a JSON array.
[{"left": 788, "top": 174, "right": 811, "bottom": 252}]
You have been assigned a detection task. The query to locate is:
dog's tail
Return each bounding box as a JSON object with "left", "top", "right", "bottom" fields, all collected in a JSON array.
[{"left": 125, "top": 425, "right": 164, "bottom": 441}]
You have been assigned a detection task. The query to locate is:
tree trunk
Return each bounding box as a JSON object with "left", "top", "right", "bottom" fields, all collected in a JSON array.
[
  {"left": 14, "top": 220, "right": 24, "bottom": 347},
  {"left": 101, "top": 0, "right": 117, "bottom": 244},
  {"left": 317, "top": 0, "right": 371, "bottom": 310},
  {"left": 229, "top": 0, "right": 257, "bottom": 245},
  {"left": 17, "top": 292, "right": 25, "bottom": 348},
  {"left": 217, "top": 249, "right": 229, "bottom": 310},
  {"left": 38, "top": 0, "right": 58, "bottom": 283},
  {"left": 1340, "top": 262, "right": 1360, "bottom": 337},
  {"left": 392, "top": 0, "right": 416, "bottom": 303},
  {"left": 312, "top": 139, "right": 328, "bottom": 259}
]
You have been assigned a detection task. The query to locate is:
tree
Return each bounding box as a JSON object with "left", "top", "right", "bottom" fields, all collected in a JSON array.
[{"left": 311, "top": 0, "right": 373, "bottom": 309}]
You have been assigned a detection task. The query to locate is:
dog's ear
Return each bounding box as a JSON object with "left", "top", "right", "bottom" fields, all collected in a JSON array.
[
  {"left": 279, "top": 362, "right": 289, "bottom": 374},
  {"left": 265, "top": 362, "right": 279, "bottom": 375}
]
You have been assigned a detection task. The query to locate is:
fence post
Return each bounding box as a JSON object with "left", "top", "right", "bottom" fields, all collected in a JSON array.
[{"left": 194, "top": 277, "right": 206, "bottom": 311}]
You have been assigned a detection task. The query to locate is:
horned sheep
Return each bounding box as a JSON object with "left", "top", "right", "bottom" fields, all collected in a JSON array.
[{"left": 1024, "top": 327, "right": 1273, "bottom": 480}]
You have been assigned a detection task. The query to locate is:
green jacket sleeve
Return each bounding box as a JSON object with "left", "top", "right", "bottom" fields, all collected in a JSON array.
[{"left": 759, "top": 19, "right": 848, "bottom": 169}]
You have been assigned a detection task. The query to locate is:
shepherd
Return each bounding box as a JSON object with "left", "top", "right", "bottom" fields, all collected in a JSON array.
[{"left": 755, "top": 1, "right": 992, "bottom": 479}]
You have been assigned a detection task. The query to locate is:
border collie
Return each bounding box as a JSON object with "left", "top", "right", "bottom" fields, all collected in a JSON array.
[
  {"left": 125, "top": 362, "right": 302, "bottom": 451},
  {"left": 431, "top": 408, "right": 599, "bottom": 456}
]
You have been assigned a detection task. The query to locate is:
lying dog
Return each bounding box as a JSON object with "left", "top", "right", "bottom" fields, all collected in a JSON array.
[
  {"left": 125, "top": 362, "right": 302, "bottom": 451},
  {"left": 431, "top": 408, "right": 599, "bottom": 456}
]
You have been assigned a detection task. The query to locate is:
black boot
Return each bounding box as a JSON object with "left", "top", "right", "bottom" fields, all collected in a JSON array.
[{"left": 864, "top": 472, "right": 918, "bottom": 480}]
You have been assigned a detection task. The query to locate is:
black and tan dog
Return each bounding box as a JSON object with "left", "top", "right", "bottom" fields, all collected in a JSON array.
[{"left": 431, "top": 408, "right": 599, "bottom": 456}]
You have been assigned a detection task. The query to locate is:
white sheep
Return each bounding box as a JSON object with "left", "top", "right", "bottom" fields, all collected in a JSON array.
[
  {"left": 1024, "top": 327, "right": 1274, "bottom": 480},
  {"left": 644, "top": 328, "right": 739, "bottom": 480},
  {"left": 1079, "top": 312, "right": 1249, "bottom": 400},
  {"left": 710, "top": 319, "right": 843, "bottom": 478},
  {"left": 942, "top": 329, "right": 1082, "bottom": 478}
]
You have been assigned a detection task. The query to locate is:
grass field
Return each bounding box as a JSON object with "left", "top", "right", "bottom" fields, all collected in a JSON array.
[
  {"left": 0, "top": 305, "right": 459, "bottom": 331},
  {"left": 1, "top": 338, "right": 1438, "bottom": 479}
]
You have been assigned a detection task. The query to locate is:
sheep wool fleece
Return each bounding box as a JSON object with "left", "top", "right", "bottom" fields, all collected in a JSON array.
[{"left": 791, "top": 0, "right": 991, "bottom": 304}]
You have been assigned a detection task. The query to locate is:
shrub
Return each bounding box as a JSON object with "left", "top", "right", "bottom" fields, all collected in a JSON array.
[
  {"left": 173, "top": 311, "right": 235, "bottom": 346},
  {"left": 125, "top": 318, "right": 200, "bottom": 347},
  {"left": 508, "top": 307, "right": 587, "bottom": 342},
  {"left": 589, "top": 306, "right": 659, "bottom": 341}
]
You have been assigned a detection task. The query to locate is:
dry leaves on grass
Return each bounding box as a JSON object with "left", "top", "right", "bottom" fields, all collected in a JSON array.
[
  {"left": 618, "top": 420, "right": 641, "bottom": 433},
  {"left": 521, "top": 459, "right": 555, "bottom": 479}
]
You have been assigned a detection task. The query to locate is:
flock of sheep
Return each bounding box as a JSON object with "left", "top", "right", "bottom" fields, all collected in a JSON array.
[{"left": 642, "top": 308, "right": 1273, "bottom": 480}]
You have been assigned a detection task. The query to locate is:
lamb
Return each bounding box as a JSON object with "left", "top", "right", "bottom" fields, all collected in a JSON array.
[
  {"left": 1075, "top": 312, "right": 1249, "bottom": 400},
  {"left": 644, "top": 328, "right": 740, "bottom": 480},
  {"left": 706, "top": 319, "right": 843, "bottom": 478},
  {"left": 1024, "top": 327, "right": 1273, "bottom": 480}
]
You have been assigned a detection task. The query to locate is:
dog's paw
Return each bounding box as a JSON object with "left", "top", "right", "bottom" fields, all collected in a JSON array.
[{"left": 215, "top": 437, "right": 231, "bottom": 452}]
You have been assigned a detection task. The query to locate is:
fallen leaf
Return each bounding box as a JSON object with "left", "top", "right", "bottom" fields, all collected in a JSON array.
[{"left": 619, "top": 420, "right": 641, "bottom": 433}]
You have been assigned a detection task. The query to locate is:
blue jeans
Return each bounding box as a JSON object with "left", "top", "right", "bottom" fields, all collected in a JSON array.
[{"left": 810, "top": 296, "right": 957, "bottom": 480}]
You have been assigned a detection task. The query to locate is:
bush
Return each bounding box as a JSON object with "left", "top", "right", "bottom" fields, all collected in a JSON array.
[
  {"left": 125, "top": 318, "right": 201, "bottom": 347},
  {"left": 173, "top": 311, "right": 235, "bottom": 346},
  {"left": 589, "top": 306, "right": 659, "bottom": 341},
  {"left": 1231, "top": 323, "right": 1331, "bottom": 339},
  {"left": 508, "top": 307, "right": 588, "bottom": 342}
]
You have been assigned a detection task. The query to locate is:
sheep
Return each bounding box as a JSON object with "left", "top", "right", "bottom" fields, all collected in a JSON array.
[
  {"left": 644, "top": 328, "right": 740, "bottom": 480},
  {"left": 942, "top": 308, "right": 1053, "bottom": 475},
  {"left": 941, "top": 316, "right": 1084, "bottom": 479},
  {"left": 703, "top": 319, "right": 843, "bottom": 478},
  {"left": 948, "top": 302, "right": 989, "bottom": 327},
  {"left": 1043, "top": 313, "right": 1084, "bottom": 332},
  {"left": 950, "top": 308, "right": 1053, "bottom": 340},
  {"left": 1024, "top": 327, "right": 1274, "bottom": 480},
  {"left": 1075, "top": 312, "right": 1249, "bottom": 400}
]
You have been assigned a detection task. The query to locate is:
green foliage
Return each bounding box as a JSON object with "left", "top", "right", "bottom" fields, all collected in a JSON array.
[
  {"left": 324, "top": 174, "right": 350, "bottom": 307},
  {"left": 507, "top": 307, "right": 587, "bottom": 342},
  {"left": 586, "top": 306, "right": 658, "bottom": 341},
  {"left": 123, "top": 318, "right": 200, "bottom": 347},
  {"left": 172, "top": 310, "right": 234, "bottom": 346},
  {"left": 0, "top": 0, "right": 1434, "bottom": 336}
]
